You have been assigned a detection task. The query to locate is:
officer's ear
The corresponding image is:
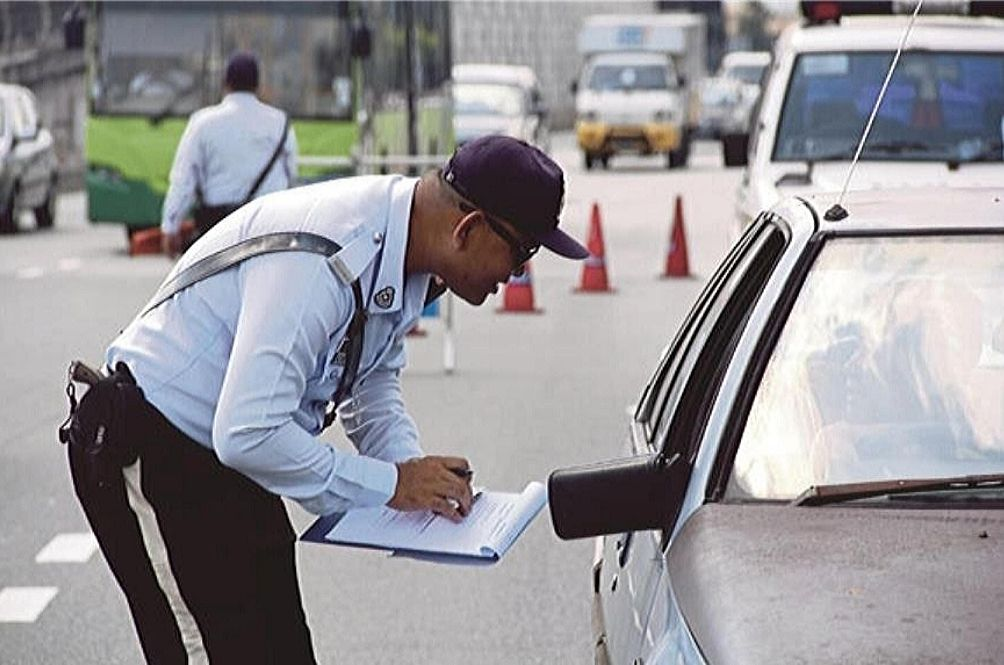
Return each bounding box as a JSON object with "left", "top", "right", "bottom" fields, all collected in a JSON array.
[{"left": 451, "top": 208, "right": 481, "bottom": 250}]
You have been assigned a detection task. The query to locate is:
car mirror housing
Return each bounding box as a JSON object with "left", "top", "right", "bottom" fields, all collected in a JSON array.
[{"left": 548, "top": 452, "right": 690, "bottom": 540}]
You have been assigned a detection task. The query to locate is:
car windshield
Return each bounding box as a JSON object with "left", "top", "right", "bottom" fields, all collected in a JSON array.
[
  {"left": 588, "top": 64, "right": 670, "bottom": 92},
  {"left": 453, "top": 83, "right": 524, "bottom": 117},
  {"left": 773, "top": 51, "right": 1004, "bottom": 163},
  {"left": 728, "top": 235, "right": 1004, "bottom": 501}
]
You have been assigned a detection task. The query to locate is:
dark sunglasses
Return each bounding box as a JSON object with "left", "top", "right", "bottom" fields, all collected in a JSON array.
[{"left": 457, "top": 202, "right": 540, "bottom": 274}]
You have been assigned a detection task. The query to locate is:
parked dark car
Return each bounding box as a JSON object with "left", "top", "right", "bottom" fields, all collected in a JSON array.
[
  {"left": 549, "top": 187, "right": 1004, "bottom": 664},
  {"left": 0, "top": 83, "right": 58, "bottom": 234}
]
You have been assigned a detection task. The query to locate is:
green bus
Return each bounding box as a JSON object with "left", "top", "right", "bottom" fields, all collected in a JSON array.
[{"left": 86, "top": 1, "right": 454, "bottom": 234}]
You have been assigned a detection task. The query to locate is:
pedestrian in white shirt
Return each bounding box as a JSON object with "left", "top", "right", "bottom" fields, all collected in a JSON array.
[
  {"left": 61, "top": 135, "right": 588, "bottom": 664},
  {"left": 161, "top": 52, "right": 297, "bottom": 257}
]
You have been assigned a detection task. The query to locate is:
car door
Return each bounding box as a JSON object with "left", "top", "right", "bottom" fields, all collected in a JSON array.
[{"left": 599, "top": 217, "right": 788, "bottom": 664}]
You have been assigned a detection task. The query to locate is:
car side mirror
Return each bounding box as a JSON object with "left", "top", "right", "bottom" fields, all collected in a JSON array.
[
  {"left": 548, "top": 452, "right": 690, "bottom": 540},
  {"left": 570, "top": 80, "right": 579, "bottom": 95}
]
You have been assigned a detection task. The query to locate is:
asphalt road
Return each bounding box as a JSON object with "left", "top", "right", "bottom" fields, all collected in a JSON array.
[{"left": 0, "top": 133, "right": 739, "bottom": 664}]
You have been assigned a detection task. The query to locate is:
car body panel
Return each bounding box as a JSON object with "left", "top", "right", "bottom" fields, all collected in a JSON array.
[{"left": 669, "top": 503, "right": 1004, "bottom": 665}]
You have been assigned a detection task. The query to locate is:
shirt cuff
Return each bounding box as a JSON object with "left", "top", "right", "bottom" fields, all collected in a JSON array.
[{"left": 342, "top": 454, "right": 399, "bottom": 507}]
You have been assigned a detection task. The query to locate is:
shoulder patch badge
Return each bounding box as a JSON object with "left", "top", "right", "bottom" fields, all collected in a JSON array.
[{"left": 374, "top": 286, "right": 395, "bottom": 309}]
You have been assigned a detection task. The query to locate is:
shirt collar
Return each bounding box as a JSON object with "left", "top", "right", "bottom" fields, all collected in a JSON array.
[
  {"left": 366, "top": 176, "right": 424, "bottom": 315},
  {"left": 222, "top": 91, "right": 258, "bottom": 106}
]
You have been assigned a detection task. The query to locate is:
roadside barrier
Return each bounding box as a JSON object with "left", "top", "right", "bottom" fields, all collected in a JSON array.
[
  {"left": 662, "top": 195, "right": 691, "bottom": 278},
  {"left": 575, "top": 202, "right": 614, "bottom": 293},
  {"left": 498, "top": 262, "right": 541, "bottom": 314}
]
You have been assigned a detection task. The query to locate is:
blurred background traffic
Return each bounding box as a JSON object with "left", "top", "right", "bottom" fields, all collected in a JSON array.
[{"left": 0, "top": 0, "right": 792, "bottom": 241}]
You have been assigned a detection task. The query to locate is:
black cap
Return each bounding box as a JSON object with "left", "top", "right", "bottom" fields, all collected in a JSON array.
[
  {"left": 225, "top": 52, "right": 259, "bottom": 92},
  {"left": 442, "top": 136, "right": 588, "bottom": 260}
]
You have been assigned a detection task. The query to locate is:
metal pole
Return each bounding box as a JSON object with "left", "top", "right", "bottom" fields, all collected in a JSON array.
[
  {"left": 402, "top": 1, "right": 418, "bottom": 175},
  {"left": 443, "top": 292, "right": 455, "bottom": 375}
]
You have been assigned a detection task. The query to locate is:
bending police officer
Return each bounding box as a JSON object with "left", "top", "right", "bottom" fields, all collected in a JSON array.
[{"left": 66, "top": 135, "right": 588, "bottom": 664}]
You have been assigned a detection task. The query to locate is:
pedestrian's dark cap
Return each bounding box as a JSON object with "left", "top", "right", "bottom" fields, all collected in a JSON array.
[
  {"left": 225, "top": 52, "right": 259, "bottom": 91},
  {"left": 442, "top": 136, "right": 588, "bottom": 260}
]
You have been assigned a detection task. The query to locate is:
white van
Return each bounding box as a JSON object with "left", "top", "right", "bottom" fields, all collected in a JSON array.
[
  {"left": 451, "top": 64, "right": 550, "bottom": 152},
  {"left": 573, "top": 13, "right": 706, "bottom": 170}
]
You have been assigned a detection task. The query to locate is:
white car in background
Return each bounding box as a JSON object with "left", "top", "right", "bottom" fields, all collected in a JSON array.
[
  {"left": 451, "top": 63, "right": 550, "bottom": 152},
  {"left": 697, "top": 50, "right": 770, "bottom": 165},
  {"left": 735, "top": 3, "right": 1004, "bottom": 235}
]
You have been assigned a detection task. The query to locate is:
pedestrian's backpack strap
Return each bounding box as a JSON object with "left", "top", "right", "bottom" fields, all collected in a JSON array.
[
  {"left": 139, "top": 231, "right": 367, "bottom": 430},
  {"left": 244, "top": 114, "right": 290, "bottom": 204}
]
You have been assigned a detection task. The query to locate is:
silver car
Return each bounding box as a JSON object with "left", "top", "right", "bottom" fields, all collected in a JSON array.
[
  {"left": 0, "top": 83, "right": 58, "bottom": 234},
  {"left": 550, "top": 186, "right": 1004, "bottom": 664}
]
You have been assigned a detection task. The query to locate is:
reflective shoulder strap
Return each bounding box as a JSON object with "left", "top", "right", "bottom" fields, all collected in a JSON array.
[{"left": 142, "top": 231, "right": 344, "bottom": 317}]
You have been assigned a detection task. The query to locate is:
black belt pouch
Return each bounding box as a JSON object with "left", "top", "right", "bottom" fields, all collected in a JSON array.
[
  {"left": 63, "top": 363, "right": 146, "bottom": 488},
  {"left": 193, "top": 203, "right": 240, "bottom": 233}
]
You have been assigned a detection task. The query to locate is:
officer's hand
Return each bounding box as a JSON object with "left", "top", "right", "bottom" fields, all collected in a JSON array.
[
  {"left": 388, "top": 456, "right": 473, "bottom": 522},
  {"left": 162, "top": 231, "right": 184, "bottom": 259}
]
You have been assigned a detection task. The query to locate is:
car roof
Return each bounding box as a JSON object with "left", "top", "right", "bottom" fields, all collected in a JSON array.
[
  {"left": 795, "top": 187, "right": 1004, "bottom": 233},
  {"left": 780, "top": 15, "right": 1004, "bottom": 54},
  {"left": 452, "top": 64, "right": 537, "bottom": 87}
]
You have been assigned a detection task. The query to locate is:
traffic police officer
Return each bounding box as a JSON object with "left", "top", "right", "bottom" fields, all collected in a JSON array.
[
  {"left": 161, "top": 52, "right": 298, "bottom": 256},
  {"left": 67, "top": 135, "right": 588, "bottom": 664}
]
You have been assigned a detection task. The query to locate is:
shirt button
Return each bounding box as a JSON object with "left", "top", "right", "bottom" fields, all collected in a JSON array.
[{"left": 372, "top": 232, "right": 383, "bottom": 244}]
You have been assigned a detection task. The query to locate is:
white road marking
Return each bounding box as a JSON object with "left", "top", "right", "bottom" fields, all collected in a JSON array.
[
  {"left": 35, "top": 532, "right": 99, "bottom": 564},
  {"left": 0, "top": 587, "right": 58, "bottom": 623},
  {"left": 15, "top": 266, "right": 45, "bottom": 280},
  {"left": 57, "top": 257, "right": 82, "bottom": 272}
]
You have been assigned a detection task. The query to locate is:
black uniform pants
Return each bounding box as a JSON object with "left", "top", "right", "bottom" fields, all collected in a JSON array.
[{"left": 68, "top": 372, "right": 317, "bottom": 664}]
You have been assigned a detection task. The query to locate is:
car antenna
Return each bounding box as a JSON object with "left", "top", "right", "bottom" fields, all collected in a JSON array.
[{"left": 825, "top": 0, "right": 924, "bottom": 222}]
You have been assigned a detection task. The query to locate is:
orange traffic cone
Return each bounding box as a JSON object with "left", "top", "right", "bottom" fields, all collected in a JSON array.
[
  {"left": 575, "top": 202, "right": 614, "bottom": 293},
  {"left": 662, "top": 195, "right": 691, "bottom": 278},
  {"left": 497, "top": 261, "right": 542, "bottom": 314},
  {"left": 129, "top": 220, "right": 197, "bottom": 256}
]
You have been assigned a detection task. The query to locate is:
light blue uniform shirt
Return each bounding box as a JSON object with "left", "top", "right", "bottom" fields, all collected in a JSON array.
[
  {"left": 161, "top": 92, "right": 298, "bottom": 235},
  {"left": 110, "top": 175, "right": 430, "bottom": 516}
]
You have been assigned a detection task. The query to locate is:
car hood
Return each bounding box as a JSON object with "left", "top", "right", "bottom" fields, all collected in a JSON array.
[
  {"left": 746, "top": 161, "right": 1004, "bottom": 218},
  {"left": 668, "top": 503, "right": 1004, "bottom": 665}
]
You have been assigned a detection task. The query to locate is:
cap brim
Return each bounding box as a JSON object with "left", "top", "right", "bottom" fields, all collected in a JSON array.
[{"left": 538, "top": 227, "right": 589, "bottom": 260}]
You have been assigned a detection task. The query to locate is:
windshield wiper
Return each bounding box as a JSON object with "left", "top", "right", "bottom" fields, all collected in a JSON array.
[{"left": 792, "top": 473, "right": 1004, "bottom": 506}]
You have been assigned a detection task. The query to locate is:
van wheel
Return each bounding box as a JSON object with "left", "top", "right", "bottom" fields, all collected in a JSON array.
[
  {"left": 0, "top": 194, "right": 15, "bottom": 235},
  {"left": 35, "top": 186, "right": 55, "bottom": 229},
  {"left": 583, "top": 152, "right": 595, "bottom": 170}
]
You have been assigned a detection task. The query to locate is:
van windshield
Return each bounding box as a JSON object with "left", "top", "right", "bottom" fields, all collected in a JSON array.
[
  {"left": 588, "top": 64, "right": 670, "bottom": 92},
  {"left": 774, "top": 51, "right": 1004, "bottom": 163}
]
